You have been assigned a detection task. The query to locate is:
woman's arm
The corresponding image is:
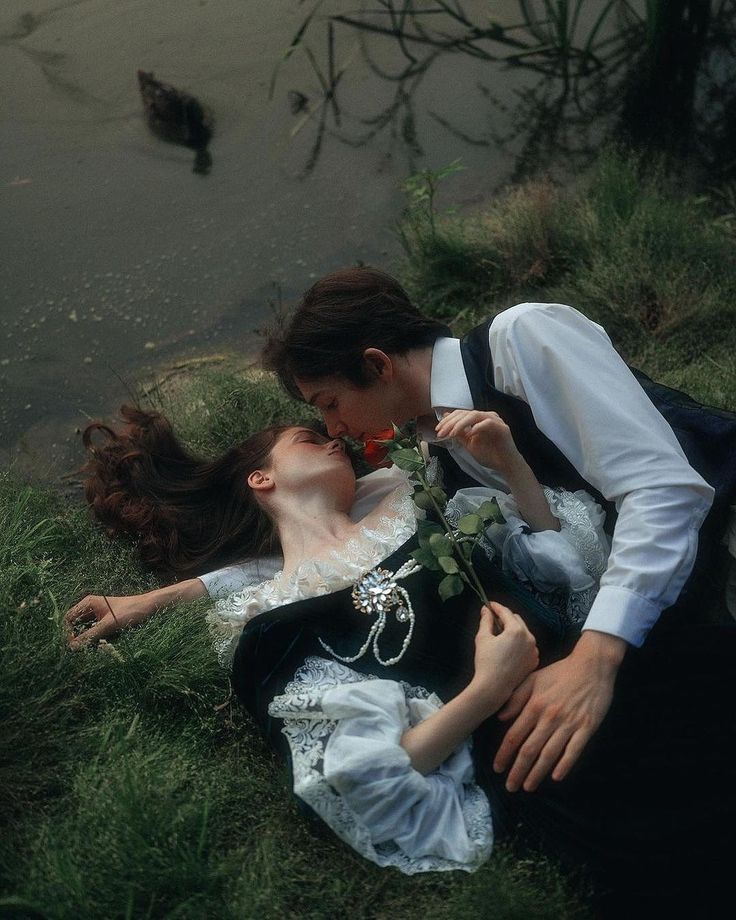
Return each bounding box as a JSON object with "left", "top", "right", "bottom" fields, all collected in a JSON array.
[
  {"left": 64, "top": 579, "right": 207, "bottom": 649},
  {"left": 400, "top": 603, "right": 539, "bottom": 774},
  {"left": 434, "top": 409, "right": 559, "bottom": 533}
]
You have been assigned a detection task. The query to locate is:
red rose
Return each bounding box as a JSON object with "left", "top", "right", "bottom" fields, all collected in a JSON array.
[{"left": 363, "top": 428, "right": 396, "bottom": 468}]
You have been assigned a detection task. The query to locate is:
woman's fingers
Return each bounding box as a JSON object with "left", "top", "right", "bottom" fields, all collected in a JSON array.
[
  {"left": 63, "top": 596, "right": 101, "bottom": 633},
  {"left": 68, "top": 617, "right": 109, "bottom": 650},
  {"left": 63, "top": 597, "right": 90, "bottom": 627},
  {"left": 488, "top": 601, "right": 516, "bottom": 628}
]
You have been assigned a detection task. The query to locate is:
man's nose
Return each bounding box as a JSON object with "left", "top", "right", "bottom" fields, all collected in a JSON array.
[{"left": 325, "top": 418, "right": 347, "bottom": 437}]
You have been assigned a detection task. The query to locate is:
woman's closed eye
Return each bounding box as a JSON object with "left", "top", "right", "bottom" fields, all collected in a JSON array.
[{"left": 296, "top": 430, "right": 328, "bottom": 444}]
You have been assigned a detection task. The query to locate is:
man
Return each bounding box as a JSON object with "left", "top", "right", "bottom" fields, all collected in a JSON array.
[{"left": 261, "top": 265, "right": 720, "bottom": 794}]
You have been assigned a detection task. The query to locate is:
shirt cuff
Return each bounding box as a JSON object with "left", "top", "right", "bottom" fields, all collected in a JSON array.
[{"left": 582, "top": 585, "right": 661, "bottom": 648}]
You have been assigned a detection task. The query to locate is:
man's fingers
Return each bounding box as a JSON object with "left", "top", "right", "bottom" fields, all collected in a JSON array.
[
  {"left": 551, "top": 728, "right": 591, "bottom": 783},
  {"left": 520, "top": 730, "right": 571, "bottom": 792},
  {"left": 504, "top": 721, "right": 572, "bottom": 793},
  {"left": 436, "top": 410, "right": 488, "bottom": 438},
  {"left": 493, "top": 699, "right": 536, "bottom": 773}
]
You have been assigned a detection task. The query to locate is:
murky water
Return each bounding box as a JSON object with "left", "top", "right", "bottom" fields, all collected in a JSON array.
[
  {"left": 2, "top": 1, "right": 732, "bottom": 479},
  {"left": 1, "top": 0, "right": 536, "bottom": 478}
]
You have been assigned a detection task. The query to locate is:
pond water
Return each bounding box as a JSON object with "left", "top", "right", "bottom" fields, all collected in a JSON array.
[
  {"left": 1, "top": 1, "right": 732, "bottom": 479},
  {"left": 1, "top": 0, "right": 541, "bottom": 478}
]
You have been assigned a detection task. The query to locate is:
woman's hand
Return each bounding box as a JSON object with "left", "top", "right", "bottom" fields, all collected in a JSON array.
[
  {"left": 63, "top": 594, "right": 154, "bottom": 649},
  {"left": 63, "top": 579, "right": 208, "bottom": 650},
  {"left": 399, "top": 603, "right": 538, "bottom": 774},
  {"left": 435, "top": 410, "right": 522, "bottom": 474},
  {"left": 471, "top": 603, "right": 539, "bottom": 707}
]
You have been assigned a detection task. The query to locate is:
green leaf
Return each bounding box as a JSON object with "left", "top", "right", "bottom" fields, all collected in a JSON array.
[
  {"left": 438, "top": 555, "right": 459, "bottom": 574},
  {"left": 478, "top": 499, "right": 505, "bottom": 525},
  {"left": 410, "top": 547, "right": 441, "bottom": 571},
  {"left": 412, "top": 489, "right": 434, "bottom": 511},
  {"left": 438, "top": 574, "right": 464, "bottom": 602},
  {"left": 428, "top": 533, "right": 454, "bottom": 557},
  {"left": 430, "top": 486, "right": 447, "bottom": 506},
  {"left": 417, "top": 520, "right": 444, "bottom": 546},
  {"left": 457, "top": 513, "right": 484, "bottom": 535},
  {"left": 388, "top": 448, "right": 425, "bottom": 472}
]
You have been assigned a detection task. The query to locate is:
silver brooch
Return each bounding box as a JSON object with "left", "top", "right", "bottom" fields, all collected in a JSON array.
[{"left": 319, "top": 560, "right": 420, "bottom": 666}]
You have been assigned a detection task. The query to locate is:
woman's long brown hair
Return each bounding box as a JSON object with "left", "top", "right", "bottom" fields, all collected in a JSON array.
[{"left": 81, "top": 405, "right": 288, "bottom": 579}]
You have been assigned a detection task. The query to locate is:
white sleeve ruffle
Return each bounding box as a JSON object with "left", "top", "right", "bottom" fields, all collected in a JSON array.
[
  {"left": 446, "top": 486, "right": 611, "bottom": 625},
  {"left": 267, "top": 656, "right": 493, "bottom": 874}
]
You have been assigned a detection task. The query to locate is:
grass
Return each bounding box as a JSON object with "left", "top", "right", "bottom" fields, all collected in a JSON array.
[
  {"left": 4, "top": 147, "right": 733, "bottom": 918},
  {"left": 399, "top": 149, "right": 736, "bottom": 409},
  {"left": 0, "top": 461, "right": 588, "bottom": 918}
]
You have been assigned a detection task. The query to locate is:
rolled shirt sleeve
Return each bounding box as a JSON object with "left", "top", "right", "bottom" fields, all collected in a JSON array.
[{"left": 488, "top": 302, "right": 714, "bottom": 647}]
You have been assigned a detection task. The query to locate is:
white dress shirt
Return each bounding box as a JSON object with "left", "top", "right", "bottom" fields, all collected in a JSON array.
[{"left": 426, "top": 302, "right": 714, "bottom": 647}]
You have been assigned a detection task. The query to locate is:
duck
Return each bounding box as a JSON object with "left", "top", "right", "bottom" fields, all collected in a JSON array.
[{"left": 137, "top": 70, "right": 214, "bottom": 160}]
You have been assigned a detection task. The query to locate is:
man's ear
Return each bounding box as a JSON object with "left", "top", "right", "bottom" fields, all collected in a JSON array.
[
  {"left": 362, "top": 348, "right": 394, "bottom": 382},
  {"left": 248, "top": 470, "right": 274, "bottom": 492}
]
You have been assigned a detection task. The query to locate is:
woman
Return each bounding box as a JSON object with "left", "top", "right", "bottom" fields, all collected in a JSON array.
[{"left": 65, "top": 405, "right": 735, "bottom": 917}]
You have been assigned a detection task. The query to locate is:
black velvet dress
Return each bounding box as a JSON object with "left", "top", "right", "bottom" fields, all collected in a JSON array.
[{"left": 230, "top": 534, "right": 736, "bottom": 919}]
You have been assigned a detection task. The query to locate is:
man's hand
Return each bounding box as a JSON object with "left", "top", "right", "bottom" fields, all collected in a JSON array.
[
  {"left": 435, "top": 409, "right": 522, "bottom": 474},
  {"left": 493, "top": 631, "right": 627, "bottom": 792}
]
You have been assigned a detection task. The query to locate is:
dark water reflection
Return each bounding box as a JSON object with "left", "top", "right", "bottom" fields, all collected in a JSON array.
[
  {"left": 283, "top": 0, "right": 736, "bottom": 184},
  {"left": 1, "top": 1, "right": 734, "bottom": 480}
]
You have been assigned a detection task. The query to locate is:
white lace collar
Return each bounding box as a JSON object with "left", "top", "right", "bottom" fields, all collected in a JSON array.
[{"left": 206, "top": 475, "right": 418, "bottom": 668}]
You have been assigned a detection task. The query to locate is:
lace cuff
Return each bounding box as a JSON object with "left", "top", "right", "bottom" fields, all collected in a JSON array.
[
  {"left": 542, "top": 487, "right": 610, "bottom": 581},
  {"left": 446, "top": 486, "right": 610, "bottom": 627},
  {"left": 268, "top": 656, "right": 493, "bottom": 874}
]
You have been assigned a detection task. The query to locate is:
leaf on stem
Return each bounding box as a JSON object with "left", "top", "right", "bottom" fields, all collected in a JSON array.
[
  {"left": 428, "top": 533, "right": 454, "bottom": 557},
  {"left": 477, "top": 498, "right": 505, "bottom": 525},
  {"left": 410, "top": 546, "right": 442, "bottom": 571},
  {"left": 438, "top": 574, "right": 464, "bottom": 601},
  {"left": 457, "top": 513, "right": 484, "bottom": 534},
  {"left": 438, "top": 555, "right": 460, "bottom": 574},
  {"left": 388, "top": 447, "right": 425, "bottom": 471}
]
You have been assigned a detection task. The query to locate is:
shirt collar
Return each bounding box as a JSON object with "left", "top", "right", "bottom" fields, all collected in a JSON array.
[{"left": 429, "top": 336, "right": 473, "bottom": 416}]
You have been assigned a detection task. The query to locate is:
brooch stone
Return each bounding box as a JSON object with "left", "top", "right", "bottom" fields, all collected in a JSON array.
[{"left": 320, "top": 560, "right": 420, "bottom": 666}]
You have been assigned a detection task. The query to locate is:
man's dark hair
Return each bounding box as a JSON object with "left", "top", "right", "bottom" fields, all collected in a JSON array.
[{"left": 262, "top": 266, "right": 450, "bottom": 398}]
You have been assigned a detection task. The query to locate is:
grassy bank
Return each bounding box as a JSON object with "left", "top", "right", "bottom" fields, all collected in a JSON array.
[
  {"left": 3, "top": 149, "right": 733, "bottom": 918},
  {"left": 400, "top": 150, "right": 736, "bottom": 410}
]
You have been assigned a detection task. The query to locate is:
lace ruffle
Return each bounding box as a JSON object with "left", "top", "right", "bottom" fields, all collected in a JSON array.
[
  {"left": 268, "top": 656, "right": 493, "bottom": 874},
  {"left": 206, "top": 477, "right": 418, "bottom": 667},
  {"left": 543, "top": 487, "right": 609, "bottom": 580}
]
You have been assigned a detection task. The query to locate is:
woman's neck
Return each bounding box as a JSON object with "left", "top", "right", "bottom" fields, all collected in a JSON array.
[
  {"left": 276, "top": 500, "right": 359, "bottom": 579},
  {"left": 274, "top": 477, "right": 406, "bottom": 579}
]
